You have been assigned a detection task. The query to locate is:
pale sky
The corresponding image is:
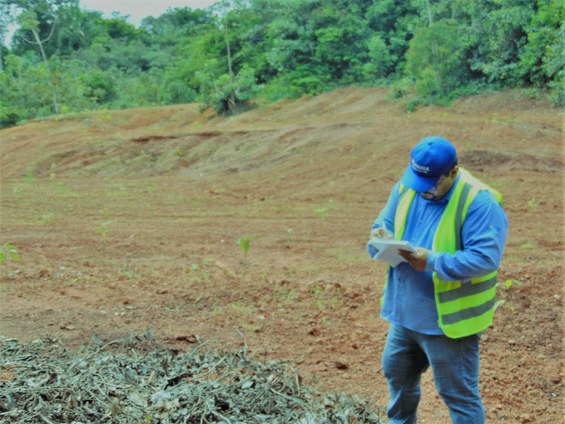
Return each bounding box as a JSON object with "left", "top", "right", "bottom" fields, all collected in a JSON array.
[{"left": 79, "top": 0, "right": 220, "bottom": 25}]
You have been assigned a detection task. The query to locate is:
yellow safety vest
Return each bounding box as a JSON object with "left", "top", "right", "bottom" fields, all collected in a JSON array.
[{"left": 392, "top": 168, "right": 503, "bottom": 339}]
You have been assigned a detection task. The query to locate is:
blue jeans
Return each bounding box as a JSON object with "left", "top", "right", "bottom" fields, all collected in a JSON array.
[{"left": 382, "top": 324, "right": 485, "bottom": 424}]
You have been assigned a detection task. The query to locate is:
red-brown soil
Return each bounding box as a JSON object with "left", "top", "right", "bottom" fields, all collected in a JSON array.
[{"left": 1, "top": 88, "right": 563, "bottom": 423}]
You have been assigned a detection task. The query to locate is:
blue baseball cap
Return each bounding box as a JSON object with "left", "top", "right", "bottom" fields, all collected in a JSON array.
[{"left": 401, "top": 136, "right": 458, "bottom": 192}]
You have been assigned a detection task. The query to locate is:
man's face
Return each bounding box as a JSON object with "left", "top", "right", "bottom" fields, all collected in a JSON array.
[{"left": 421, "top": 166, "right": 458, "bottom": 201}]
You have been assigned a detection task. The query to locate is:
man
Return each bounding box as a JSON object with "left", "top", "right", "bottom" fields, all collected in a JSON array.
[{"left": 368, "top": 136, "right": 508, "bottom": 424}]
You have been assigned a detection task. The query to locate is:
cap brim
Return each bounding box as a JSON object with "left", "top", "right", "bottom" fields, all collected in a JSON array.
[{"left": 401, "top": 166, "right": 440, "bottom": 193}]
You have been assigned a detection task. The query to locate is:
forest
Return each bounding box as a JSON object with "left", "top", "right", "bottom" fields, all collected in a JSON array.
[{"left": 0, "top": 0, "right": 563, "bottom": 128}]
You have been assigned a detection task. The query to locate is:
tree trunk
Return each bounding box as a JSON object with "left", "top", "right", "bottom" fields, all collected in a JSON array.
[
  {"left": 31, "top": 27, "right": 60, "bottom": 114},
  {"left": 425, "top": 0, "right": 441, "bottom": 92}
]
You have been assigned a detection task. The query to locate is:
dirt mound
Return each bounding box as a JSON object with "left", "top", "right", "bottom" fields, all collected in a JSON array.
[
  {"left": 0, "top": 87, "right": 563, "bottom": 423},
  {"left": 460, "top": 150, "right": 563, "bottom": 173},
  {"left": 2, "top": 88, "right": 560, "bottom": 181}
]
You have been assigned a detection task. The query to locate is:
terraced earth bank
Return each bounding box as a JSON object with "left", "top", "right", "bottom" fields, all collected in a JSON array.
[{"left": 1, "top": 88, "right": 563, "bottom": 423}]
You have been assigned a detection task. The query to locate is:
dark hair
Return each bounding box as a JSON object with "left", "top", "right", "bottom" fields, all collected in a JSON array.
[{"left": 442, "top": 160, "right": 458, "bottom": 177}]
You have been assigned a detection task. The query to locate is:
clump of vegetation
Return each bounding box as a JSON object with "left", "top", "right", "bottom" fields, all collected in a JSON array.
[
  {"left": 237, "top": 236, "right": 251, "bottom": 257},
  {"left": 0, "top": 243, "right": 20, "bottom": 275},
  {"left": 0, "top": 335, "right": 385, "bottom": 423},
  {"left": 94, "top": 220, "right": 112, "bottom": 256}
]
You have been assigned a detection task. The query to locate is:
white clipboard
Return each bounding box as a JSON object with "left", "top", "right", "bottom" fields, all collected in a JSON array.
[{"left": 369, "top": 238, "right": 418, "bottom": 267}]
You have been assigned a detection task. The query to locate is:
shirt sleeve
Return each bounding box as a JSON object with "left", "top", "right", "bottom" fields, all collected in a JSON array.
[
  {"left": 425, "top": 190, "right": 508, "bottom": 282},
  {"left": 371, "top": 182, "right": 400, "bottom": 234}
]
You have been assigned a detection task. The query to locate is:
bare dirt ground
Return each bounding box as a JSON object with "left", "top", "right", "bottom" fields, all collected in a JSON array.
[{"left": 1, "top": 88, "right": 563, "bottom": 423}]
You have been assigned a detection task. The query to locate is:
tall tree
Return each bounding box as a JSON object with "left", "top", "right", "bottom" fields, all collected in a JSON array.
[
  {"left": 17, "top": 9, "right": 60, "bottom": 113},
  {"left": 467, "top": 0, "right": 536, "bottom": 84},
  {"left": 55, "top": 3, "right": 103, "bottom": 55},
  {"left": 0, "top": 2, "right": 17, "bottom": 71}
]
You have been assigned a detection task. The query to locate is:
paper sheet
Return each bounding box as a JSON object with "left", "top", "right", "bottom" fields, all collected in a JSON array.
[{"left": 369, "top": 238, "right": 418, "bottom": 267}]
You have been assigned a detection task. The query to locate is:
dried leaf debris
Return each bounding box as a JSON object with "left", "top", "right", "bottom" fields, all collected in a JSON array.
[{"left": 0, "top": 335, "right": 384, "bottom": 423}]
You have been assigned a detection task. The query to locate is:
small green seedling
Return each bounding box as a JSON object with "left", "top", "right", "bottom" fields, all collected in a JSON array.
[
  {"left": 237, "top": 236, "right": 250, "bottom": 257},
  {"left": 95, "top": 221, "right": 113, "bottom": 255},
  {"left": 0, "top": 244, "right": 21, "bottom": 275},
  {"left": 496, "top": 278, "right": 514, "bottom": 290},
  {"left": 493, "top": 299, "right": 506, "bottom": 312},
  {"left": 314, "top": 207, "right": 329, "bottom": 220},
  {"left": 286, "top": 227, "right": 294, "bottom": 242},
  {"left": 24, "top": 171, "right": 36, "bottom": 184},
  {"left": 189, "top": 262, "right": 209, "bottom": 281},
  {"left": 95, "top": 220, "right": 113, "bottom": 238}
]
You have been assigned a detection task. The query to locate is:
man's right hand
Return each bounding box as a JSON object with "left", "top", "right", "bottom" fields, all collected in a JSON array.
[
  {"left": 368, "top": 227, "right": 393, "bottom": 259},
  {"left": 371, "top": 227, "right": 393, "bottom": 240}
]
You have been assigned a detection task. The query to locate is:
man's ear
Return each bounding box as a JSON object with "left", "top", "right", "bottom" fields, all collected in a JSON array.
[{"left": 451, "top": 165, "right": 459, "bottom": 178}]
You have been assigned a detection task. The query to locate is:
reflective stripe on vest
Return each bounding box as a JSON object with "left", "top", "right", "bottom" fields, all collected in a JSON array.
[{"left": 393, "top": 168, "right": 502, "bottom": 339}]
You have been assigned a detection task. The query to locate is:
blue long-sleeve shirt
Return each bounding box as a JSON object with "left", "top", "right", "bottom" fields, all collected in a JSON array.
[{"left": 370, "top": 175, "right": 508, "bottom": 335}]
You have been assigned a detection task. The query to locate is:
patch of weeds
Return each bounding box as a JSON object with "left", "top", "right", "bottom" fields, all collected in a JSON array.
[
  {"left": 237, "top": 236, "right": 251, "bottom": 258},
  {"left": 308, "top": 283, "right": 346, "bottom": 313},
  {"left": 109, "top": 183, "right": 129, "bottom": 197},
  {"left": 222, "top": 266, "right": 240, "bottom": 280},
  {"left": 314, "top": 200, "right": 336, "bottom": 220},
  {"left": 100, "top": 112, "right": 113, "bottom": 122},
  {"left": 0, "top": 244, "right": 21, "bottom": 276},
  {"left": 314, "top": 207, "right": 330, "bottom": 220},
  {"left": 528, "top": 197, "right": 539, "bottom": 211},
  {"left": 211, "top": 186, "right": 227, "bottom": 195},
  {"left": 286, "top": 227, "right": 294, "bottom": 243},
  {"left": 320, "top": 316, "right": 331, "bottom": 326},
  {"left": 212, "top": 305, "right": 225, "bottom": 315},
  {"left": 164, "top": 304, "right": 184, "bottom": 315},
  {"left": 494, "top": 278, "right": 519, "bottom": 313},
  {"left": 276, "top": 287, "right": 298, "bottom": 305},
  {"left": 146, "top": 183, "right": 157, "bottom": 194},
  {"left": 95, "top": 220, "right": 112, "bottom": 238},
  {"left": 494, "top": 299, "right": 517, "bottom": 313},
  {"left": 520, "top": 242, "right": 535, "bottom": 249},
  {"left": 229, "top": 301, "right": 257, "bottom": 316},
  {"left": 229, "top": 301, "right": 263, "bottom": 333},
  {"left": 55, "top": 182, "right": 73, "bottom": 195},
  {"left": 187, "top": 262, "right": 210, "bottom": 282},
  {"left": 388, "top": 78, "right": 412, "bottom": 100},
  {"left": 24, "top": 171, "right": 36, "bottom": 185},
  {"left": 46, "top": 165, "right": 61, "bottom": 182},
  {"left": 63, "top": 276, "right": 86, "bottom": 287},
  {"left": 94, "top": 220, "right": 113, "bottom": 256},
  {"left": 465, "top": 139, "right": 475, "bottom": 150},
  {"left": 118, "top": 263, "right": 138, "bottom": 280},
  {"left": 40, "top": 213, "right": 54, "bottom": 225}
]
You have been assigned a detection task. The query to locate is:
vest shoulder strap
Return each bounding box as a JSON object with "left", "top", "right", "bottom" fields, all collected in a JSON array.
[{"left": 459, "top": 168, "right": 503, "bottom": 205}]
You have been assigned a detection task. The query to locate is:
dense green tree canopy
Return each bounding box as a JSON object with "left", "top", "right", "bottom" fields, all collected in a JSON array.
[{"left": 0, "top": 0, "right": 562, "bottom": 127}]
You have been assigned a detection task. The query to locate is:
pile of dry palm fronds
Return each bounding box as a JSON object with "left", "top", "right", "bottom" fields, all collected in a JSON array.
[{"left": 0, "top": 334, "right": 384, "bottom": 423}]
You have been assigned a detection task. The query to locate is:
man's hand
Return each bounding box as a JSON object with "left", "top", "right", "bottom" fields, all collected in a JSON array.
[
  {"left": 368, "top": 227, "right": 392, "bottom": 258},
  {"left": 398, "top": 248, "right": 429, "bottom": 272},
  {"left": 371, "top": 227, "right": 393, "bottom": 240}
]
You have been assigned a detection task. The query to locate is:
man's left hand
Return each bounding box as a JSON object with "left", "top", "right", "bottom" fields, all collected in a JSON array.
[{"left": 398, "top": 248, "right": 429, "bottom": 272}]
